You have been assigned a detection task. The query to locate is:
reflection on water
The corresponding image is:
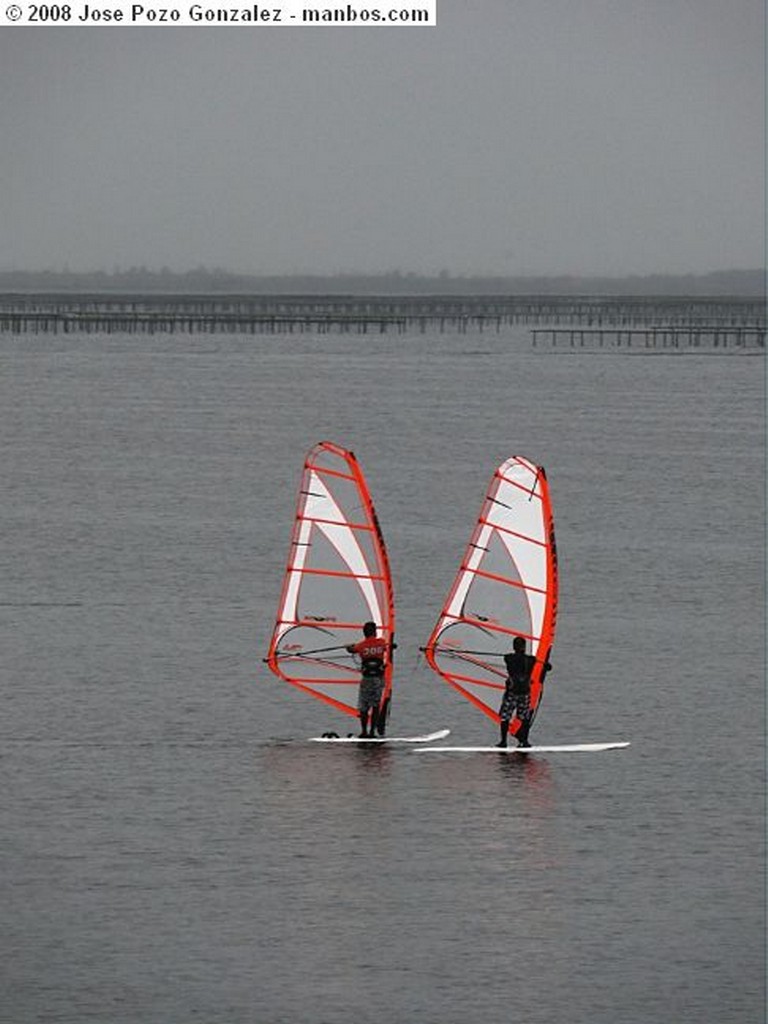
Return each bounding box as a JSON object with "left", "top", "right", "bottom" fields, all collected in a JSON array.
[
  {"left": 495, "top": 750, "right": 555, "bottom": 802},
  {"left": 261, "top": 743, "right": 556, "bottom": 821},
  {"left": 262, "top": 738, "right": 394, "bottom": 771},
  {"left": 260, "top": 739, "right": 396, "bottom": 811},
  {"left": 417, "top": 749, "right": 555, "bottom": 813}
]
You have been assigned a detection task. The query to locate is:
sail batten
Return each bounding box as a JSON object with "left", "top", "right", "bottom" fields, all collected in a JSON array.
[
  {"left": 477, "top": 519, "right": 547, "bottom": 545},
  {"left": 424, "top": 455, "right": 558, "bottom": 729},
  {"left": 266, "top": 441, "right": 395, "bottom": 721},
  {"left": 311, "top": 466, "right": 359, "bottom": 482},
  {"left": 468, "top": 566, "right": 548, "bottom": 593},
  {"left": 297, "top": 567, "right": 386, "bottom": 581},
  {"left": 301, "top": 517, "right": 375, "bottom": 531}
]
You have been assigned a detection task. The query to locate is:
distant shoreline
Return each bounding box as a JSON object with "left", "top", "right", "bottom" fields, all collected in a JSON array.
[{"left": 0, "top": 268, "right": 764, "bottom": 298}]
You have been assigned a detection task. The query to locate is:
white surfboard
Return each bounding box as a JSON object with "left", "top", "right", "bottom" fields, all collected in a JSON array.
[
  {"left": 309, "top": 728, "right": 451, "bottom": 745},
  {"left": 414, "top": 741, "right": 630, "bottom": 754}
]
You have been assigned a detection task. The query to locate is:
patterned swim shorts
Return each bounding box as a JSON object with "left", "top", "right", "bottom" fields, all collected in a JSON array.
[
  {"left": 499, "top": 689, "right": 530, "bottom": 723},
  {"left": 359, "top": 676, "right": 384, "bottom": 713}
]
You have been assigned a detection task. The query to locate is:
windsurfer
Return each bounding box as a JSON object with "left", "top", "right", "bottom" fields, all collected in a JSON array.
[
  {"left": 496, "top": 636, "right": 551, "bottom": 748},
  {"left": 346, "top": 621, "right": 390, "bottom": 738}
]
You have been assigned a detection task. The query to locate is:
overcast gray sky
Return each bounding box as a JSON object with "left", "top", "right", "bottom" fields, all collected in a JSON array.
[{"left": 1, "top": 1, "right": 764, "bottom": 277}]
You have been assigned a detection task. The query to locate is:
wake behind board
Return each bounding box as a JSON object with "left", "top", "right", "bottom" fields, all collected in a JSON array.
[
  {"left": 310, "top": 728, "right": 451, "bottom": 745},
  {"left": 414, "top": 741, "right": 630, "bottom": 754}
]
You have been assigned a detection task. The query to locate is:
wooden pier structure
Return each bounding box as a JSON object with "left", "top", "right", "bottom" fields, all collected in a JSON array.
[
  {"left": 0, "top": 293, "right": 764, "bottom": 345},
  {"left": 531, "top": 324, "right": 765, "bottom": 350}
]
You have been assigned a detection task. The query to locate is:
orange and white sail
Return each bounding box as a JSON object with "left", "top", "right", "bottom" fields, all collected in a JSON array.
[
  {"left": 423, "top": 455, "right": 558, "bottom": 729},
  {"left": 266, "top": 441, "right": 395, "bottom": 720}
]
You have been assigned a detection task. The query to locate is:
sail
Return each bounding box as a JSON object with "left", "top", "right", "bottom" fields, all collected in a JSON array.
[
  {"left": 423, "top": 455, "right": 558, "bottom": 728},
  {"left": 266, "top": 441, "right": 395, "bottom": 720}
]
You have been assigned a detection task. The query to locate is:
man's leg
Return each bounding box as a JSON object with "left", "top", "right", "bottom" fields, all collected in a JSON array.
[
  {"left": 515, "top": 697, "right": 532, "bottom": 747},
  {"left": 496, "top": 719, "right": 509, "bottom": 748},
  {"left": 359, "top": 703, "right": 370, "bottom": 737}
]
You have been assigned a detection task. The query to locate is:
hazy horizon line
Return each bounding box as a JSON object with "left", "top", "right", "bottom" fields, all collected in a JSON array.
[
  {"left": 2, "top": 264, "right": 764, "bottom": 276},
  {"left": 1, "top": 267, "right": 764, "bottom": 300}
]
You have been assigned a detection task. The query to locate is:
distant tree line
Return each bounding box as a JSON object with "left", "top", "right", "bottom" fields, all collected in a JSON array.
[{"left": 0, "top": 266, "right": 763, "bottom": 296}]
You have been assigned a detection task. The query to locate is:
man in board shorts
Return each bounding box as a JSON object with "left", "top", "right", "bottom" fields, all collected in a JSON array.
[
  {"left": 346, "top": 621, "right": 389, "bottom": 738},
  {"left": 497, "top": 636, "right": 551, "bottom": 748}
]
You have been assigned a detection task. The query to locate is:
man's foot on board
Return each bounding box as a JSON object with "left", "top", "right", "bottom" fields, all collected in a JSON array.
[
  {"left": 517, "top": 739, "right": 531, "bottom": 748},
  {"left": 358, "top": 732, "right": 370, "bottom": 739},
  {"left": 495, "top": 741, "right": 507, "bottom": 748}
]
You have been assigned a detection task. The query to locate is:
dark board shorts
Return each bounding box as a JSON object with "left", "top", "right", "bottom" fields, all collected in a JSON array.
[{"left": 359, "top": 676, "right": 384, "bottom": 713}]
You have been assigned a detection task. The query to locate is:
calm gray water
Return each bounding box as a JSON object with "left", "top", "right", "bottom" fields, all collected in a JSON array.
[{"left": 2, "top": 326, "right": 764, "bottom": 1024}]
